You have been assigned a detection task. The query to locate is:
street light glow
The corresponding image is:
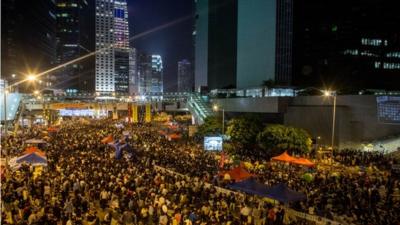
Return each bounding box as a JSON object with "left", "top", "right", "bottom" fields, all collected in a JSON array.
[
  {"left": 34, "top": 90, "right": 40, "bottom": 95},
  {"left": 27, "top": 74, "right": 37, "bottom": 81},
  {"left": 213, "top": 105, "right": 219, "bottom": 111},
  {"left": 323, "top": 90, "right": 331, "bottom": 96}
]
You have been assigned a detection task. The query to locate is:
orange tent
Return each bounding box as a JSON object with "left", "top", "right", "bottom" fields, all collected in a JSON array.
[
  {"left": 219, "top": 166, "right": 255, "bottom": 182},
  {"left": 271, "top": 151, "right": 297, "bottom": 163},
  {"left": 101, "top": 135, "right": 114, "bottom": 144},
  {"left": 291, "top": 158, "right": 315, "bottom": 167},
  {"left": 23, "top": 146, "right": 46, "bottom": 156}
]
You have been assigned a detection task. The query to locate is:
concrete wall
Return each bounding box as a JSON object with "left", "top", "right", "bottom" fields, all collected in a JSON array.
[
  {"left": 213, "top": 96, "right": 400, "bottom": 149},
  {"left": 285, "top": 96, "right": 400, "bottom": 148},
  {"left": 212, "top": 97, "right": 281, "bottom": 113}
]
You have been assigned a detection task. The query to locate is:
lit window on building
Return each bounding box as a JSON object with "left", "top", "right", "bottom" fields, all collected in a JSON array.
[
  {"left": 383, "top": 63, "right": 400, "bottom": 70},
  {"left": 374, "top": 61, "right": 381, "bottom": 68},
  {"left": 343, "top": 49, "right": 358, "bottom": 56},
  {"left": 361, "top": 38, "right": 382, "bottom": 46},
  {"left": 386, "top": 52, "right": 400, "bottom": 58}
]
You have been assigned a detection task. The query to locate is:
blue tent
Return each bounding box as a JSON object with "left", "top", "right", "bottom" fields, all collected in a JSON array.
[
  {"left": 265, "top": 183, "right": 306, "bottom": 203},
  {"left": 227, "top": 178, "right": 270, "bottom": 197},
  {"left": 16, "top": 153, "right": 47, "bottom": 165}
]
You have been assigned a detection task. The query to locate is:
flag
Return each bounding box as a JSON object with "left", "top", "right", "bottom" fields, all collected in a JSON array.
[{"left": 101, "top": 135, "right": 113, "bottom": 144}]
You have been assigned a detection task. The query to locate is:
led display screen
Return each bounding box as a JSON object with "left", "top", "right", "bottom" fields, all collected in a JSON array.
[{"left": 204, "top": 136, "right": 223, "bottom": 151}]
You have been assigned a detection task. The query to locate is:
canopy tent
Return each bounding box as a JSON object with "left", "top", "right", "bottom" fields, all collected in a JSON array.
[
  {"left": 16, "top": 153, "right": 47, "bottom": 166},
  {"left": 291, "top": 158, "right": 315, "bottom": 167},
  {"left": 219, "top": 166, "right": 255, "bottom": 182},
  {"left": 25, "top": 139, "right": 47, "bottom": 144},
  {"left": 271, "top": 151, "right": 297, "bottom": 163},
  {"left": 23, "top": 146, "right": 46, "bottom": 156},
  {"left": 228, "top": 178, "right": 269, "bottom": 197},
  {"left": 265, "top": 183, "right": 306, "bottom": 203}
]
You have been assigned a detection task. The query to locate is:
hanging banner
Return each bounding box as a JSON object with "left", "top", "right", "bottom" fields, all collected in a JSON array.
[
  {"left": 132, "top": 104, "right": 138, "bottom": 123},
  {"left": 145, "top": 103, "right": 151, "bottom": 123}
]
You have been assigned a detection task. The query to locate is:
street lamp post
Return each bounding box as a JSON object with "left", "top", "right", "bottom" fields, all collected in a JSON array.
[
  {"left": 323, "top": 90, "right": 337, "bottom": 149},
  {"left": 331, "top": 94, "right": 337, "bottom": 149},
  {"left": 213, "top": 104, "right": 225, "bottom": 135}
]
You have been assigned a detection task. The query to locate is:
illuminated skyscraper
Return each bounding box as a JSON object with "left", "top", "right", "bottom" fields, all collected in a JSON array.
[
  {"left": 95, "top": 0, "right": 130, "bottom": 95},
  {"left": 151, "top": 55, "right": 163, "bottom": 94},
  {"left": 95, "top": 0, "right": 115, "bottom": 93},
  {"left": 113, "top": 0, "right": 130, "bottom": 94}
]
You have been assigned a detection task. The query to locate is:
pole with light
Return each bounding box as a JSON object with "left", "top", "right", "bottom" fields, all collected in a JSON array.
[
  {"left": 213, "top": 104, "right": 225, "bottom": 135},
  {"left": 323, "top": 90, "right": 337, "bottom": 149}
]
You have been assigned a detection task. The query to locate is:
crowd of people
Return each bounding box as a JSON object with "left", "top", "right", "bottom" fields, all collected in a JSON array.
[{"left": 1, "top": 118, "right": 400, "bottom": 225}]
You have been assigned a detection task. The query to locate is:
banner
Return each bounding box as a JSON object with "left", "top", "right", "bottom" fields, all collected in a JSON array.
[
  {"left": 145, "top": 103, "right": 151, "bottom": 123},
  {"left": 127, "top": 103, "right": 131, "bottom": 123},
  {"left": 132, "top": 104, "right": 138, "bottom": 123}
]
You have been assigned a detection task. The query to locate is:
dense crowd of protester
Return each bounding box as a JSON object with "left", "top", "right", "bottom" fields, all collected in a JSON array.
[{"left": 1, "top": 118, "right": 399, "bottom": 225}]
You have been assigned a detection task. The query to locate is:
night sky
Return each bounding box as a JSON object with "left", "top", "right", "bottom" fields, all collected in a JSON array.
[{"left": 128, "top": 0, "right": 194, "bottom": 92}]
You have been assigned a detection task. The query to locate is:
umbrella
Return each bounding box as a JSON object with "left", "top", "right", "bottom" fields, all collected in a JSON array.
[
  {"left": 23, "top": 146, "right": 46, "bottom": 156},
  {"left": 16, "top": 153, "right": 47, "bottom": 166}
]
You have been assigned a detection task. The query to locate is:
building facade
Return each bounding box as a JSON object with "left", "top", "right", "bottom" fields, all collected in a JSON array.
[
  {"left": 113, "top": 0, "right": 130, "bottom": 95},
  {"left": 1, "top": 0, "right": 57, "bottom": 92},
  {"left": 55, "top": 0, "right": 95, "bottom": 93},
  {"left": 94, "top": 0, "right": 130, "bottom": 95},
  {"left": 151, "top": 55, "right": 163, "bottom": 94},
  {"left": 293, "top": 0, "right": 400, "bottom": 91},
  {"left": 95, "top": 0, "right": 115, "bottom": 93},
  {"left": 177, "top": 59, "right": 193, "bottom": 92},
  {"left": 194, "top": 0, "right": 293, "bottom": 91},
  {"left": 128, "top": 48, "right": 138, "bottom": 95}
]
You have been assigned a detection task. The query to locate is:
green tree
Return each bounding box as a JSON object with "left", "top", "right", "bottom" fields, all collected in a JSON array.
[
  {"left": 257, "top": 124, "right": 312, "bottom": 154},
  {"left": 196, "top": 116, "right": 222, "bottom": 137},
  {"left": 226, "top": 115, "right": 263, "bottom": 147}
]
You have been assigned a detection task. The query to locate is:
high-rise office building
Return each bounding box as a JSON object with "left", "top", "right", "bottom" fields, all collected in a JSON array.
[
  {"left": 95, "top": 0, "right": 130, "bottom": 95},
  {"left": 194, "top": 0, "right": 293, "bottom": 91},
  {"left": 55, "top": 0, "right": 95, "bottom": 93},
  {"left": 95, "top": 0, "right": 115, "bottom": 93},
  {"left": 137, "top": 52, "right": 152, "bottom": 95},
  {"left": 113, "top": 0, "right": 130, "bottom": 95},
  {"left": 177, "top": 59, "right": 193, "bottom": 92},
  {"left": 128, "top": 48, "right": 138, "bottom": 95},
  {"left": 151, "top": 55, "right": 163, "bottom": 94},
  {"left": 293, "top": 0, "right": 400, "bottom": 90},
  {"left": 137, "top": 53, "right": 163, "bottom": 95},
  {"left": 1, "top": 0, "right": 57, "bottom": 91}
]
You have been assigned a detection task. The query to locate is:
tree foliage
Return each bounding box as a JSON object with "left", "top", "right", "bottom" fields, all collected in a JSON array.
[
  {"left": 196, "top": 116, "right": 222, "bottom": 137},
  {"left": 226, "top": 115, "right": 263, "bottom": 147},
  {"left": 257, "top": 124, "right": 312, "bottom": 154}
]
